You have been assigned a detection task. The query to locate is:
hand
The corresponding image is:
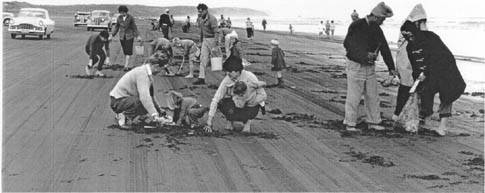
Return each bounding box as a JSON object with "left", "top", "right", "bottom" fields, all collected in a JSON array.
[
  {"left": 105, "top": 57, "right": 110, "bottom": 65},
  {"left": 203, "top": 125, "right": 213, "bottom": 133},
  {"left": 417, "top": 73, "right": 426, "bottom": 81},
  {"left": 367, "top": 52, "right": 377, "bottom": 61},
  {"left": 88, "top": 59, "right": 93, "bottom": 68}
]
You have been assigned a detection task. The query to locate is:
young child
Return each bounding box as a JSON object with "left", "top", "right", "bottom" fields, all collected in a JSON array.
[
  {"left": 270, "top": 39, "right": 286, "bottom": 87},
  {"left": 165, "top": 91, "right": 209, "bottom": 128},
  {"left": 233, "top": 81, "right": 266, "bottom": 115}
]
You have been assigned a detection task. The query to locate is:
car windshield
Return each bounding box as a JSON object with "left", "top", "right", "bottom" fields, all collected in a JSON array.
[
  {"left": 92, "top": 12, "right": 109, "bottom": 17},
  {"left": 18, "top": 10, "right": 46, "bottom": 19}
]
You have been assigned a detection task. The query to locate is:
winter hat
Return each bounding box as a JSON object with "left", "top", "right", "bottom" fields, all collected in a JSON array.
[
  {"left": 223, "top": 55, "right": 243, "bottom": 72},
  {"left": 270, "top": 39, "right": 279, "bottom": 46},
  {"left": 407, "top": 4, "right": 427, "bottom": 22},
  {"left": 371, "top": 2, "right": 393, "bottom": 18}
]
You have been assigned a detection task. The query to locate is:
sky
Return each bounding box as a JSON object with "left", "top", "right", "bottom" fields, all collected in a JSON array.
[{"left": 4, "top": 0, "right": 485, "bottom": 19}]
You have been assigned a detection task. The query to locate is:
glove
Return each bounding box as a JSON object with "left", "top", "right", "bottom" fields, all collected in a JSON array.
[
  {"left": 88, "top": 59, "right": 93, "bottom": 68},
  {"left": 105, "top": 57, "right": 110, "bottom": 65}
]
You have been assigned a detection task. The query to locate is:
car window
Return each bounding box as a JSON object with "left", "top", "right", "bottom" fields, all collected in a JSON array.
[
  {"left": 18, "top": 10, "right": 46, "bottom": 19},
  {"left": 92, "top": 12, "right": 109, "bottom": 17}
]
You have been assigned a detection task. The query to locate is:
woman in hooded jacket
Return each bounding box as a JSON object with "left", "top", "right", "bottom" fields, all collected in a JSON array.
[{"left": 400, "top": 20, "right": 466, "bottom": 136}]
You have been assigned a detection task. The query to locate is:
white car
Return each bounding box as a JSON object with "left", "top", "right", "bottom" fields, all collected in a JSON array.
[
  {"left": 8, "top": 8, "right": 55, "bottom": 40},
  {"left": 74, "top": 11, "right": 90, "bottom": 27},
  {"left": 87, "top": 10, "right": 111, "bottom": 31},
  {"left": 3, "top": 12, "right": 14, "bottom": 26}
]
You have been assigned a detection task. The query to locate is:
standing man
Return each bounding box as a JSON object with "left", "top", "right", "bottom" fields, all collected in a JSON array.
[
  {"left": 159, "top": 9, "right": 171, "bottom": 39},
  {"left": 245, "top": 18, "right": 254, "bottom": 39},
  {"left": 112, "top": 5, "right": 141, "bottom": 71},
  {"left": 85, "top": 30, "right": 110, "bottom": 76},
  {"left": 351, "top": 9, "right": 359, "bottom": 22},
  {"left": 342, "top": 2, "right": 397, "bottom": 131},
  {"left": 219, "top": 14, "right": 226, "bottom": 28},
  {"left": 194, "top": 3, "right": 220, "bottom": 85},
  {"left": 262, "top": 19, "right": 267, "bottom": 31}
]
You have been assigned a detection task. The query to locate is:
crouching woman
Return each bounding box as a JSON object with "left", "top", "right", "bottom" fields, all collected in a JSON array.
[{"left": 204, "top": 55, "right": 267, "bottom": 133}]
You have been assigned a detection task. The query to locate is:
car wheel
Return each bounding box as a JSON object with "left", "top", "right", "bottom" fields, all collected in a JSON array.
[
  {"left": 10, "top": 34, "right": 16, "bottom": 39},
  {"left": 3, "top": 19, "right": 10, "bottom": 25},
  {"left": 21, "top": 35, "right": 25, "bottom": 39}
]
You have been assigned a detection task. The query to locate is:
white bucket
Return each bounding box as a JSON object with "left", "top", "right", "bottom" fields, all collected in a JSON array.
[
  {"left": 211, "top": 57, "right": 223, "bottom": 71},
  {"left": 135, "top": 45, "right": 144, "bottom": 55}
]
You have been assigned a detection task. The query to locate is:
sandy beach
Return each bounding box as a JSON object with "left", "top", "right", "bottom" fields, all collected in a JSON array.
[{"left": 2, "top": 16, "right": 484, "bottom": 192}]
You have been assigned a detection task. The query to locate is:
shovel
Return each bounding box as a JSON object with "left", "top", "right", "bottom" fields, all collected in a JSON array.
[
  {"left": 176, "top": 57, "right": 185, "bottom": 75},
  {"left": 398, "top": 72, "right": 424, "bottom": 133}
]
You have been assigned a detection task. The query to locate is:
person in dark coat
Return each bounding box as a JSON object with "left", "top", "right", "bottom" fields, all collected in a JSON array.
[
  {"left": 401, "top": 20, "right": 466, "bottom": 136},
  {"left": 270, "top": 39, "right": 286, "bottom": 87},
  {"left": 159, "top": 9, "right": 171, "bottom": 39},
  {"left": 112, "top": 5, "right": 141, "bottom": 71}
]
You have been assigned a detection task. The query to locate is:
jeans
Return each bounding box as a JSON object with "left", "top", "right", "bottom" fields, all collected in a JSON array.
[
  {"left": 198, "top": 38, "right": 217, "bottom": 79},
  {"left": 343, "top": 60, "right": 381, "bottom": 127}
]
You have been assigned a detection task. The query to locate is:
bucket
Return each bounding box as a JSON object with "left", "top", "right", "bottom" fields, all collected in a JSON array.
[
  {"left": 210, "top": 47, "right": 223, "bottom": 71},
  {"left": 135, "top": 45, "right": 144, "bottom": 56}
]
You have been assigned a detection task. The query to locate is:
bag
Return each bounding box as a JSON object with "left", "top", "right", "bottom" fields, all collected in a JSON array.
[
  {"left": 135, "top": 42, "right": 144, "bottom": 56},
  {"left": 210, "top": 47, "right": 223, "bottom": 71}
]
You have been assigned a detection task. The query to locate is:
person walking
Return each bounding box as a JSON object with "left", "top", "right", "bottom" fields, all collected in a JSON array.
[
  {"left": 351, "top": 9, "right": 359, "bottom": 22},
  {"left": 219, "top": 14, "right": 226, "bottom": 28},
  {"left": 318, "top": 20, "right": 325, "bottom": 38},
  {"left": 204, "top": 55, "right": 267, "bottom": 133},
  {"left": 159, "top": 9, "right": 171, "bottom": 39},
  {"left": 193, "top": 3, "right": 220, "bottom": 85},
  {"left": 393, "top": 4, "right": 428, "bottom": 121},
  {"left": 85, "top": 30, "right": 110, "bottom": 77},
  {"left": 172, "top": 37, "right": 200, "bottom": 78},
  {"left": 330, "top": 20, "right": 336, "bottom": 39},
  {"left": 270, "top": 39, "right": 286, "bottom": 87},
  {"left": 289, "top": 24, "right": 293, "bottom": 34},
  {"left": 246, "top": 17, "right": 254, "bottom": 39},
  {"left": 325, "top": 20, "right": 331, "bottom": 38},
  {"left": 401, "top": 21, "right": 466, "bottom": 136},
  {"left": 112, "top": 5, "right": 142, "bottom": 71},
  {"left": 109, "top": 55, "right": 171, "bottom": 128},
  {"left": 262, "top": 19, "right": 267, "bottom": 31},
  {"left": 342, "top": 2, "right": 397, "bottom": 131}
]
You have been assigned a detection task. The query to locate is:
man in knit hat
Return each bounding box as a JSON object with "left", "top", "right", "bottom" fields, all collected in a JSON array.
[
  {"left": 393, "top": 4, "right": 428, "bottom": 121},
  {"left": 343, "top": 2, "right": 397, "bottom": 131}
]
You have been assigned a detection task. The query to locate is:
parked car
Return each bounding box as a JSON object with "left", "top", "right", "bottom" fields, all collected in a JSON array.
[
  {"left": 87, "top": 10, "right": 111, "bottom": 31},
  {"left": 111, "top": 13, "right": 120, "bottom": 25},
  {"left": 74, "top": 11, "right": 90, "bottom": 27},
  {"left": 3, "top": 12, "right": 14, "bottom": 26},
  {"left": 8, "top": 8, "right": 55, "bottom": 40}
]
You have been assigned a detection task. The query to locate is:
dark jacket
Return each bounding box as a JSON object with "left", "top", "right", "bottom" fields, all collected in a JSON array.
[
  {"left": 271, "top": 47, "right": 286, "bottom": 71},
  {"left": 85, "top": 34, "right": 110, "bottom": 59},
  {"left": 112, "top": 14, "right": 139, "bottom": 40},
  {"left": 159, "top": 13, "right": 171, "bottom": 27},
  {"left": 343, "top": 18, "right": 395, "bottom": 71},
  {"left": 407, "top": 31, "right": 466, "bottom": 104}
]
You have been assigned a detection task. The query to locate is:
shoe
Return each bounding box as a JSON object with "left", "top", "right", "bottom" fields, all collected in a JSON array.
[
  {"left": 116, "top": 113, "right": 126, "bottom": 127},
  {"left": 193, "top": 78, "right": 206, "bottom": 85},
  {"left": 185, "top": 74, "right": 194, "bottom": 78},
  {"left": 346, "top": 126, "right": 359, "bottom": 132},
  {"left": 95, "top": 70, "right": 105, "bottom": 77},
  {"left": 85, "top": 66, "right": 92, "bottom": 76},
  {"left": 369, "top": 124, "right": 385, "bottom": 131}
]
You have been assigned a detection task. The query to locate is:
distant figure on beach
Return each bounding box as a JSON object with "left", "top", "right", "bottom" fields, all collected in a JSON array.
[
  {"left": 401, "top": 20, "right": 466, "bottom": 136},
  {"left": 203, "top": 55, "right": 267, "bottom": 133},
  {"left": 351, "top": 9, "right": 359, "bottom": 22},
  {"left": 262, "top": 19, "right": 267, "bottom": 31},
  {"left": 165, "top": 91, "right": 209, "bottom": 128},
  {"left": 109, "top": 55, "right": 172, "bottom": 128},
  {"left": 172, "top": 37, "right": 200, "bottom": 78},
  {"left": 270, "top": 39, "right": 286, "bottom": 87},
  {"left": 330, "top": 20, "right": 336, "bottom": 39},
  {"left": 85, "top": 30, "right": 110, "bottom": 77},
  {"left": 159, "top": 9, "right": 172, "bottom": 39},
  {"left": 183, "top": 16, "right": 191, "bottom": 32},
  {"left": 289, "top": 24, "right": 293, "bottom": 34},
  {"left": 393, "top": 4, "right": 428, "bottom": 122},
  {"left": 219, "top": 14, "right": 226, "bottom": 28},
  {"left": 318, "top": 20, "right": 325, "bottom": 38},
  {"left": 193, "top": 3, "right": 220, "bottom": 85},
  {"left": 342, "top": 2, "right": 397, "bottom": 131},
  {"left": 246, "top": 18, "right": 254, "bottom": 39},
  {"left": 325, "top": 20, "right": 331, "bottom": 37},
  {"left": 112, "top": 5, "right": 142, "bottom": 71},
  {"left": 226, "top": 17, "right": 232, "bottom": 28}
]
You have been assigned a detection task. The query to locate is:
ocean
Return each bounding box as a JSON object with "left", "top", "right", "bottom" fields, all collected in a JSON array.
[{"left": 176, "top": 15, "right": 485, "bottom": 93}]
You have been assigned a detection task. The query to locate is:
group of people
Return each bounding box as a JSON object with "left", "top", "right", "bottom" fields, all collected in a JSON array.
[
  {"left": 86, "top": 2, "right": 464, "bottom": 136},
  {"left": 318, "top": 20, "right": 336, "bottom": 39},
  {"left": 218, "top": 14, "right": 232, "bottom": 28},
  {"left": 342, "top": 2, "right": 465, "bottom": 136}
]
